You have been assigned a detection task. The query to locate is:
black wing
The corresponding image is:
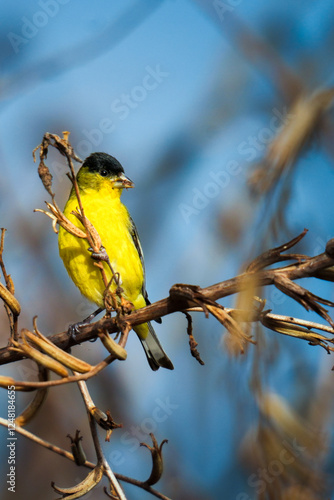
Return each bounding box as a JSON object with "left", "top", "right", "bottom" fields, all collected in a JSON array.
[{"left": 129, "top": 216, "right": 162, "bottom": 323}]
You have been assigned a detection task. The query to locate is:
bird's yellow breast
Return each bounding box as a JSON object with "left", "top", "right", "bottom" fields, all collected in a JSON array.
[{"left": 58, "top": 185, "right": 144, "bottom": 309}]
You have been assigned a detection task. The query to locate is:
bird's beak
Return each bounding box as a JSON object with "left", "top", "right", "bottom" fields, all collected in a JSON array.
[{"left": 113, "top": 173, "right": 135, "bottom": 189}]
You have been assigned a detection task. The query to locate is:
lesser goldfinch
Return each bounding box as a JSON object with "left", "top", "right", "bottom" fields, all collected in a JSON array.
[{"left": 58, "top": 152, "right": 173, "bottom": 370}]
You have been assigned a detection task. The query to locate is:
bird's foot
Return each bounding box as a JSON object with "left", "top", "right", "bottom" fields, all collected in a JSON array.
[
  {"left": 67, "top": 321, "right": 90, "bottom": 342},
  {"left": 68, "top": 307, "right": 104, "bottom": 342}
]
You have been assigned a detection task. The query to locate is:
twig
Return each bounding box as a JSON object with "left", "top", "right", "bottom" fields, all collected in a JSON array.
[
  {"left": 0, "top": 419, "right": 171, "bottom": 499},
  {"left": 0, "top": 354, "right": 115, "bottom": 389},
  {"left": 76, "top": 377, "right": 122, "bottom": 433},
  {"left": 259, "top": 313, "right": 334, "bottom": 335},
  {"left": 113, "top": 474, "right": 172, "bottom": 500},
  {"left": 183, "top": 312, "right": 205, "bottom": 365},
  {"left": 0, "top": 416, "right": 77, "bottom": 461},
  {"left": 86, "top": 409, "right": 126, "bottom": 500}
]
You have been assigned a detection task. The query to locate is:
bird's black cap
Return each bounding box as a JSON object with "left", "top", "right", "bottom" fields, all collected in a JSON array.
[{"left": 83, "top": 152, "right": 124, "bottom": 176}]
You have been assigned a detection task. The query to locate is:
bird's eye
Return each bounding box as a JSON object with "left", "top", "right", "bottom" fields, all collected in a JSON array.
[{"left": 100, "top": 169, "right": 108, "bottom": 177}]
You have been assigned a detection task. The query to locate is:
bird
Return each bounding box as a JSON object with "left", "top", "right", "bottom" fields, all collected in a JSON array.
[{"left": 58, "top": 152, "right": 173, "bottom": 370}]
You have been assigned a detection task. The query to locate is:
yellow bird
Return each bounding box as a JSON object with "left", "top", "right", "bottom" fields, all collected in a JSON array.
[{"left": 58, "top": 152, "right": 173, "bottom": 370}]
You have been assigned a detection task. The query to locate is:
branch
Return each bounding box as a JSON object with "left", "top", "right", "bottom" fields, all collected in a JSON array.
[{"left": 1, "top": 234, "right": 334, "bottom": 366}]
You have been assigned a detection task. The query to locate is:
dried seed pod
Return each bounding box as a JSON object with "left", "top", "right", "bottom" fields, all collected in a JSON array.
[
  {"left": 15, "top": 367, "right": 49, "bottom": 426},
  {"left": 26, "top": 328, "right": 92, "bottom": 373},
  {"left": 19, "top": 330, "right": 68, "bottom": 378},
  {"left": 140, "top": 433, "right": 168, "bottom": 486},
  {"left": 98, "top": 331, "right": 127, "bottom": 360},
  {"left": 51, "top": 464, "right": 104, "bottom": 497},
  {"left": 0, "top": 282, "right": 21, "bottom": 317},
  {"left": 38, "top": 159, "right": 54, "bottom": 198},
  {"left": 67, "top": 430, "right": 86, "bottom": 466}
]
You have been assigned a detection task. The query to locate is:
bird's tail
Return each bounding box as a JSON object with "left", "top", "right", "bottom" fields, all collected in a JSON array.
[{"left": 135, "top": 322, "right": 174, "bottom": 371}]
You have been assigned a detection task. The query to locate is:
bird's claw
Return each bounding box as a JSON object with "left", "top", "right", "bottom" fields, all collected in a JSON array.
[
  {"left": 67, "top": 321, "right": 90, "bottom": 342},
  {"left": 68, "top": 307, "right": 104, "bottom": 342}
]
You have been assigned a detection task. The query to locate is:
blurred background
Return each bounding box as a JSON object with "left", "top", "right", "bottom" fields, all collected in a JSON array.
[{"left": 1, "top": 1, "right": 334, "bottom": 498}]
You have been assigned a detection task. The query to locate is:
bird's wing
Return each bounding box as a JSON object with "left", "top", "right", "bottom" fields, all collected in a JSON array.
[
  {"left": 129, "top": 215, "right": 148, "bottom": 302},
  {"left": 129, "top": 216, "right": 162, "bottom": 323}
]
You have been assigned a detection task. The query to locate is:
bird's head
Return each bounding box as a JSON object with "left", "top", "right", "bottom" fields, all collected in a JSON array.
[{"left": 76, "top": 152, "right": 134, "bottom": 193}]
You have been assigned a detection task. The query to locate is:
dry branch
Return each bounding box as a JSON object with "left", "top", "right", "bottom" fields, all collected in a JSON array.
[{"left": 1, "top": 232, "right": 334, "bottom": 368}]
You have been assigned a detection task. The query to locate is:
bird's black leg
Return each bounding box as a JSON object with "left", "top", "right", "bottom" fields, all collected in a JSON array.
[{"left": 68, "top": 307, "right": 104, "bottom": 341}]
